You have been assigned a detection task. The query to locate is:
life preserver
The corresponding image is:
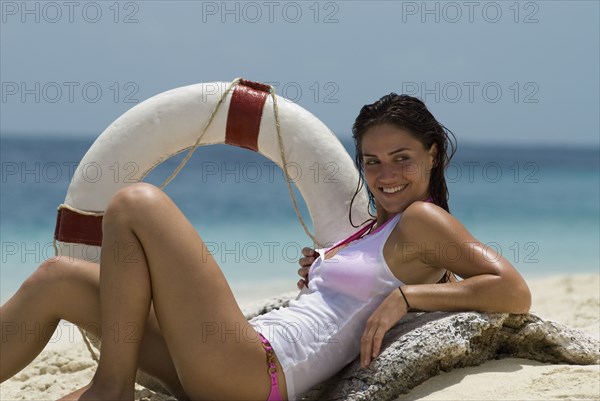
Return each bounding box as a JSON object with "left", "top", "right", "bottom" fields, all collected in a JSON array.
[{"left": 53, "top": 79, "right": 370, "bottom": 263}]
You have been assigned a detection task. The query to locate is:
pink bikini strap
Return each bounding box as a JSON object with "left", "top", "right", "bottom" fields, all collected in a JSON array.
[
  {"left": 259, "top": 334, "right": 283, "bottom": 401},
  {"left": 325, "top": 219, "right": 376, "bottom": 254},
  {"left": 325, "top": 197, "right": 434, "bottom": 254}
]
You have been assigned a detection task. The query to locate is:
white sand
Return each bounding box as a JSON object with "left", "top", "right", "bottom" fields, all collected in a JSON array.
[
  {"left": 1, "top": 275, "right": 598, "bottom": 401},
  {"left": 394, "top": 274, "right": 600, "bottom": 401}
]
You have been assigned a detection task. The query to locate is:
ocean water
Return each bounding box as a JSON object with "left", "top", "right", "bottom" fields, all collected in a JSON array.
[{"left": 1, "top": 135, "right": 598, "bottom": 303}]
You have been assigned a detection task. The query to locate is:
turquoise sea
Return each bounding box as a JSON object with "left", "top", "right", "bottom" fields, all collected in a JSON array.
[{"left": 1, "top": 135, "right": 598, "bottom": 303}]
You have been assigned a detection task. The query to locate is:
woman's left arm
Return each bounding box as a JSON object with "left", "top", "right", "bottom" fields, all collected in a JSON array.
[
  {"left": 360, "top": 202, "right": 531, "bottom": 368},
  {"left": 399, "top": 202, "right": 531, "bottom": 314}
]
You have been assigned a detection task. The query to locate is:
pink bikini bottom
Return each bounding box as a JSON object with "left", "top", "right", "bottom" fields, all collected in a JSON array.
[{"left": 258, "top": 333, "right": 284, "bottom": 401}]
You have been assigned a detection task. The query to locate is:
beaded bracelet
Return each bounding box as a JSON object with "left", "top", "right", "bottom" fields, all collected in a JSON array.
[{"left": 398, "top": 286, "right": 411, "bottom": 310}]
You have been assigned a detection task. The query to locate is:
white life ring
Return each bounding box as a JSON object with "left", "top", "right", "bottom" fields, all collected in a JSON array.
[{"left": 53, "top": 79, "right": 370, "bottom": 263}]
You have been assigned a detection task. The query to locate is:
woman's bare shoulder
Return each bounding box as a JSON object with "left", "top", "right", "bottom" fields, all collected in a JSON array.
[
  {"left": 398, "top": 201, "right": 472, "bottom": 244},
  {"left": 385, "top": 202, "right": 453, "bottom": 283},
  {"left": 400, "top": 201, "right": 453, "bottom": 225}
]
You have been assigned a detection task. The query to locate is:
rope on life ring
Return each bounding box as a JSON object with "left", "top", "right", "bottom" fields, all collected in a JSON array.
[{"left": 154, "top": 78, "right": 325, "bottom": 248}]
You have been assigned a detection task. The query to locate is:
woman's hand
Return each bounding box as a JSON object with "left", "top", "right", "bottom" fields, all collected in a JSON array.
[
  {"left": 360, "top": 288, "right": 408, "bottom": 368},
  {"left": 297, "top": 247, "right": 320, "bottom": 290}
]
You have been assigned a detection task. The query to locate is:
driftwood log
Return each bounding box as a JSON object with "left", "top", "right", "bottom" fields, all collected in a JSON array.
[{"left": 244, "top": 292, "right": 600, "bottom": 401}]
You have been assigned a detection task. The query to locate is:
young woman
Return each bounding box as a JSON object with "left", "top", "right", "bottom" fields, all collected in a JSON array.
[{"left": 0, "top": 93, "right": 531, "bottom": 401}]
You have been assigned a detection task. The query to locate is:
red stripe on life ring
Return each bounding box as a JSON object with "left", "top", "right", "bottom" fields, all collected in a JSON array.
[
  {"left": 225, "top": 79, "right": 271, "bottom": 152},
  {"left": 54, "top": 208, "right": 103, "bottom": 246}
]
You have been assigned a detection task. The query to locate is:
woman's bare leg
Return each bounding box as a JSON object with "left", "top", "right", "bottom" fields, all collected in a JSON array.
[
  {"left": 60, "top": 183, "right": 287, "bottom": 400},
  {"left": 0, "top": 257, "right": 187, "bottom": 399},
  {"left": 0, "top": 259, "right": 81, "bottom": 380}
]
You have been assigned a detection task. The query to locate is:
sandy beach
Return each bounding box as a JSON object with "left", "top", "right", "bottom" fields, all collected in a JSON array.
[{"left": 1, "top": 274, "right": 598, "bottom": 401}]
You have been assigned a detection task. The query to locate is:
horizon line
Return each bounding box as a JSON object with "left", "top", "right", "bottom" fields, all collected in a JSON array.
[{"left": 1, "top": 131, "right": 599, "bottom": 151}]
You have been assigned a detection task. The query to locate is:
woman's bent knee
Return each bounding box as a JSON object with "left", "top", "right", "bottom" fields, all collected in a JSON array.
[
  {"left": 20, "top": 257, "right": 96, "bottom": 298},
  {"left": 20, "top": 257, "right": 67, "bottom": 293},
  {"left": 103, "top": 183, "right": 166, "bottom": 229}
]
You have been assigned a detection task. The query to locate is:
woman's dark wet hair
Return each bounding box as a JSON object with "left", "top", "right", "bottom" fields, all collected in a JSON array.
[{"left": 349, "top": 93, "right": 457, "bottom": 227}]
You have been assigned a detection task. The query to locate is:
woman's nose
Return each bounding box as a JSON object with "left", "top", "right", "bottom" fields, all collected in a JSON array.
[{"left": 379, "top": 162, "right": 398, "bottom": 180}]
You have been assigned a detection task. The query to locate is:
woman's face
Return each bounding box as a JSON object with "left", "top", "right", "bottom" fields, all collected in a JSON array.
[{"left": 361, "top": 123, "right": 437, "bottom": 215}]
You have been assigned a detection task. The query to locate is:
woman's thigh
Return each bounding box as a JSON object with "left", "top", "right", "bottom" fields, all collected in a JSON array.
[{"left": 105, "top": 183, "right": 287, "bottom": 400}]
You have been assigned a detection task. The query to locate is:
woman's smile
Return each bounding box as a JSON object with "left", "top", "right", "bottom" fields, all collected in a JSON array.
[{"left": 380, "top": 184, "right": 408, "bottom": 194}]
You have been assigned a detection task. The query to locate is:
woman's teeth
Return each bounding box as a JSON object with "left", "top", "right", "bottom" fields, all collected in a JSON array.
[{"left": 381, "top": 184, "right": 407, "bottom": 194}]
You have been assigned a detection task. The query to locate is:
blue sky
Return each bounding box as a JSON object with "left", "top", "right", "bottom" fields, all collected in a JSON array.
[{"left": 1, "top": 0, "right": 598, "bottom": 146}]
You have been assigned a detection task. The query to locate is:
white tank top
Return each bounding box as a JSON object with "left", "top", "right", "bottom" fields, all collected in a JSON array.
[{"left": 249, "top": 213, "right": 404, "bottom": 400}]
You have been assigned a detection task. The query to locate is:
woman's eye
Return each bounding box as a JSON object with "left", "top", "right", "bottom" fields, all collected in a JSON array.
[{"left": 364, "top": 157, "right": 408, "bottom": 165}]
